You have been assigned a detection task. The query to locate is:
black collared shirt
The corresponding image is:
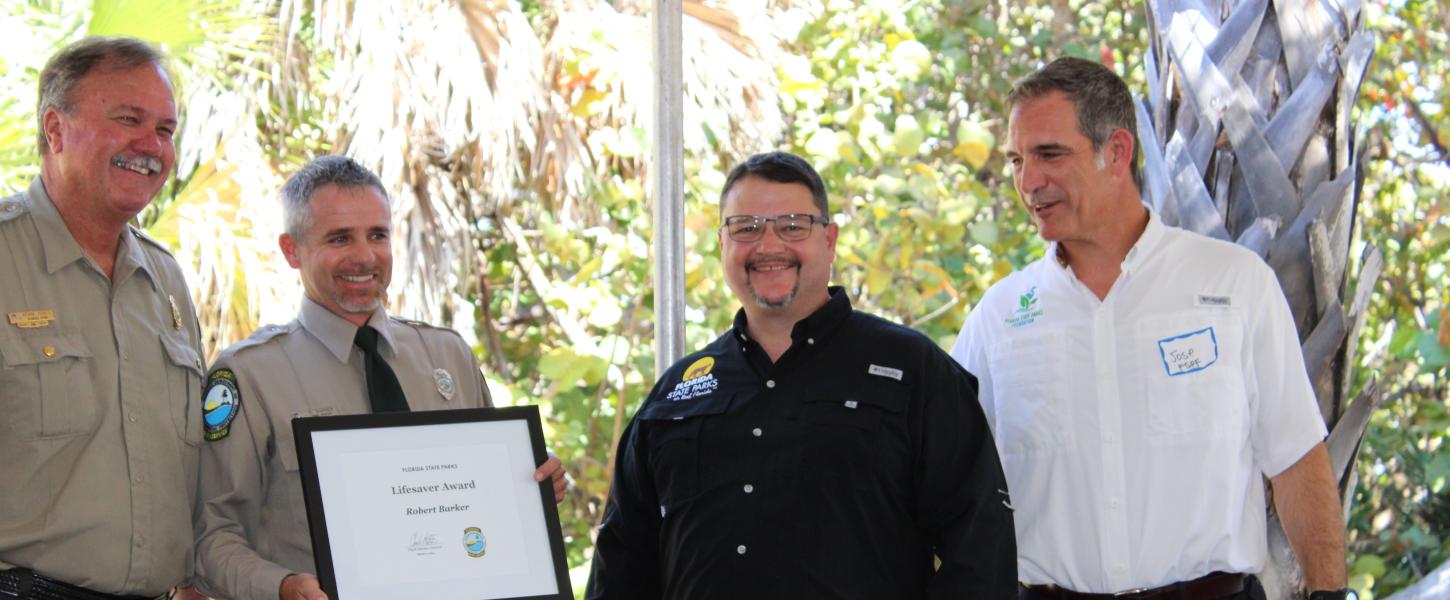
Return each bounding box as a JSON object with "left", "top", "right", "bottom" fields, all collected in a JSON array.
[{"left": 587, "top": 288, "right": 1016, "bottom": 599}]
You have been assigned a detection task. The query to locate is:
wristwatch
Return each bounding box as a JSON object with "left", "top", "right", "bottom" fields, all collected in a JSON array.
[{"left": 1306, "top": 590, "right": 1357, "bottom": 600}]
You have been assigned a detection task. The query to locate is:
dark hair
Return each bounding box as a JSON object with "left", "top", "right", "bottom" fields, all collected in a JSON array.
[
  {"left": 719, "top": 151, "right": 829, "bottom": 217},
  {"left": 280, "top": 155, "right": 390, "bottom": 238},
  {"left": 38, "top": 36, "right": 168, "bottom": 154},
  {"left": 1008, "top": 57, "right": 1141, "bottom": 189}
]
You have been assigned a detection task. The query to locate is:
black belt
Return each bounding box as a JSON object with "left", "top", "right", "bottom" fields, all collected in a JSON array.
[
  {"left": 1021, "top": 571, "right": 1247, "bottom": 600},
  {"left": 0, "top": 569, "right": 156, "bottom": 600}
]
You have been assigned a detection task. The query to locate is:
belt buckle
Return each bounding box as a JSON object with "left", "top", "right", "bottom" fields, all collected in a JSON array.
[
  {"left": 1112, "top": 586, "right": 1153, "bottom": 598},
  {"left": 0, "top": 569, "right": 34, "bottom": 599}
]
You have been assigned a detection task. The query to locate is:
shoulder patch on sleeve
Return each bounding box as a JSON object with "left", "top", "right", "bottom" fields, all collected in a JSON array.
[
  {"left": 0, "top": 197, "right": 27, "bottom": 224},
  {"left": 202, "top": 368, "right": 241, "bottom": 441}
]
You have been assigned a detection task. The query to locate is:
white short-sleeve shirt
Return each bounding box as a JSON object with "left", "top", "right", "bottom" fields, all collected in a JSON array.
[{"left": 950, "top": 210, "right": 1326, "bottom": 593}]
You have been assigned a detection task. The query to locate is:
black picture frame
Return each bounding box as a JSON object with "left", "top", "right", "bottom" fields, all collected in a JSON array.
[{"left": 292, "top": 405, "right": 572, "bottom": 600}]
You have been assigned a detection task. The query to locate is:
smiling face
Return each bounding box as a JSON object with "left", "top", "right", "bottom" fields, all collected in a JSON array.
[
  {"left": 719, "top": 176, "right": 837, "bottom": 322},
  {"left": 41, "top": 61, "right": 176, "bottom": 226},
  {"left": 1005, "top": 90, "right": 1124, "bottom": 244},
  {"left": 280, "top": 184, "right": 394, "bottom": 327}
]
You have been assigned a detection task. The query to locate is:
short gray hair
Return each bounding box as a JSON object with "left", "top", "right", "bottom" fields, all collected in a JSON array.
[
  {"left": 37, "top": 36, "right": 167, "bottom": 154},
  {"left": 1008, "top": 57, "right": 1142, "bottom": 189},
  {"left": 280, "top": 156, "right": 390, "bottom": 239}
]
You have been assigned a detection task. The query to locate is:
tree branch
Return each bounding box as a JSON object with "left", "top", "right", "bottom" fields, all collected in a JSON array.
[
  {"left": 497, "top": 215, "right": 596, "bottom": 350},
  {"left": 909, "top": 294, "right": 962, "bottom": 328},
  {"left": 462, "top": 202, "right": 510, "bottom": 377},
  {"left": 1402, "top": 93, "right": 1450, "bottom": 169}
]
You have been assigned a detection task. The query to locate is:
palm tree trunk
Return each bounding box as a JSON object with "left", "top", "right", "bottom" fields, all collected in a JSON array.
[{"left": 1140, "top": 1, "right": 1377, "bottom": 597}]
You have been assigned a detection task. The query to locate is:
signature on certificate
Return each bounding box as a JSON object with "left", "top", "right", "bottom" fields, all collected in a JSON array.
[{"left": 409, "top": 531, "right": 443, "bottom": 553}]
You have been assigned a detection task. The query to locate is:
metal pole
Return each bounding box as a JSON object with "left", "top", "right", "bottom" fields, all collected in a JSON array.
[{"left": 652, "top": 0, "right": 686, "bottom": 376}]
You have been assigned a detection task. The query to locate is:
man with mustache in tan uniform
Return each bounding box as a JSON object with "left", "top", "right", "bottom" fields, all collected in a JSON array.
[{"left": 0, "top": 37, "right": 206, "bottom": 600}]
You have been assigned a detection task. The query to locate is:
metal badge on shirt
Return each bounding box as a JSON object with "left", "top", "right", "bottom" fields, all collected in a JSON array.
[
  {"left": 168, "top": 295, "right": 182, "bottom": 330},
  {"left": 666, "top": 356, "right": 719, "bottom": 402},
  {"left": 434, "top": 368, "right": 456, "bottom": 401},
  {"left": 202, "top": 369, "right": 241, "bottom": 441}
]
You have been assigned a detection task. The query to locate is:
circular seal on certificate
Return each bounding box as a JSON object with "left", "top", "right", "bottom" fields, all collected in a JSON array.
[{"left": 463, "top": 526, "right": 486, "bottom": 557}]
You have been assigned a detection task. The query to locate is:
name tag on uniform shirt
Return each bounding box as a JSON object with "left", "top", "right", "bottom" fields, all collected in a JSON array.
[
  {"left": 7, "top": 309, "right": 55, "bottom": 329},
  {"left": 1157, "top": 327, "right": 1219, "bottom": 376}
]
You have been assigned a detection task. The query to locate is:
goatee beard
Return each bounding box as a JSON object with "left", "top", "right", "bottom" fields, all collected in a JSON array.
[
  {"left": 334, "top": 294, "right": 382, "bottom": 315},
  {"left": 750, "top": 280, "right": 799, "bottom": 309}
]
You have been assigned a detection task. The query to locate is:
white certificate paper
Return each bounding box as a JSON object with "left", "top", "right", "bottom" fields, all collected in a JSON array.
[{"left": 296, "top": 407, "right": 568, "bottom": 599}]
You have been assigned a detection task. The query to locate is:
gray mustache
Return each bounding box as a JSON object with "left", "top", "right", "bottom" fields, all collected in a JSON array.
[{"left": 110, "top": 153, "right": 164, "bottom": 176}]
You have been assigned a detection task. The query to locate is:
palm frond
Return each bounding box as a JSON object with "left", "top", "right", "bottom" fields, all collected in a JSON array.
[
  {"left": 539, "top": 0, "right": 782, "bottom": 218},
  {"left": 147, "top": 142, "right": 296, "bottom": 361},
  {"left": 0, "top": 3, "right": 82, "bottom": 193}
]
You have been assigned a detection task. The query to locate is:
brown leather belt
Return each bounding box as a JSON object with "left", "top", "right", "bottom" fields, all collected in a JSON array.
[
  {"left": 0, "top": 569, "right": 157, "bottom": 600},
  {"left": 1021, "top": 571, "right": 1247, "bottom": 600}
]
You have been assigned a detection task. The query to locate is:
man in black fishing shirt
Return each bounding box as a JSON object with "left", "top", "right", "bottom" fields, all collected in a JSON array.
[{"left": 586, "top": 151, "right": 1015, "bottom": 599}]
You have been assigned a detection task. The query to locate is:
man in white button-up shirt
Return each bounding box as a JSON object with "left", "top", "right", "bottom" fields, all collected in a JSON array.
[{"left": 950, "top": 57, "right": 1351, "bottom": 600}]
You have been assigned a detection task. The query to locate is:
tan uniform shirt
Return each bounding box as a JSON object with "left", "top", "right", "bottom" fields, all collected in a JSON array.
[
  {"left": 194, "top": 298, "right": 492, "bottom": 600},
  {"left": 0, "top": 179, "right": 205, "bottom": 596}
]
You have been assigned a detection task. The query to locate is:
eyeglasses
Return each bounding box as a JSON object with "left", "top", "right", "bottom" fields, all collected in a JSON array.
[{"left": 721, "top": 214, "right": 829, "bottom": 242}]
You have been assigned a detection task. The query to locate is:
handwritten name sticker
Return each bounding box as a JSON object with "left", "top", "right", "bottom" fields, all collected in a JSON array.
[{"left": 1156, "top": 326, "right": 1219, "bottom": 376}]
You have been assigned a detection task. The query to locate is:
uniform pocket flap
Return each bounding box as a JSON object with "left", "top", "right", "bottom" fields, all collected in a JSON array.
[
  {"left": 0, "top": 329, "right": 91, "bottom": 367},
  {"left": 636, "top": 393, "right": 733, "bottom": 421},
  {"left": 279, "top": 417, "right": 302, "bottom": 472},
  {"left": 159, "top": 333, "right": 203, "bottom": 376},
  {"left": 803, "top": 387, "right": 905, "bottom": 414}
]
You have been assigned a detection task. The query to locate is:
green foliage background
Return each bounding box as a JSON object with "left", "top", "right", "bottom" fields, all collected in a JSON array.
[{"left": 0, "top": 1, "right": 1445, "bottom": 597}]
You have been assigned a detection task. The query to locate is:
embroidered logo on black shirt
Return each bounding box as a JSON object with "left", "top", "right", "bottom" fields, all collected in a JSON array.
[
  {"left": 667, "top": 356, "right": 719, "bottom": 401},
  {"left": 867, "top": 364, "right": 903, "bottom": 381}
]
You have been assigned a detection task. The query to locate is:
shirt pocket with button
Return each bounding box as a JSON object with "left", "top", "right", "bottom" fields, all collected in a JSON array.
[
  {"left": 636, "top": 394, "right": 732, "bottom": 509},
  {"left": 0, "top": 328, "right": 98, "bottom": 439},
  {"left": 1134, "top": 310, "right": 1247, "bottom": 443},
  {"left": 988, "top": 330, "right": 1072, "bottom": 455},
  {"left": 798, "top": 383, "right": 905, "bottom": 489},
  {"left": 159, "top": 333, "right": 205, "bottom": 446}
]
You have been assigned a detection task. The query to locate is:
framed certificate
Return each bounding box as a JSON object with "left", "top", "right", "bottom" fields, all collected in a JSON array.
[{"left": 293, "top": 406, "right": 572, "bottom": 600}]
